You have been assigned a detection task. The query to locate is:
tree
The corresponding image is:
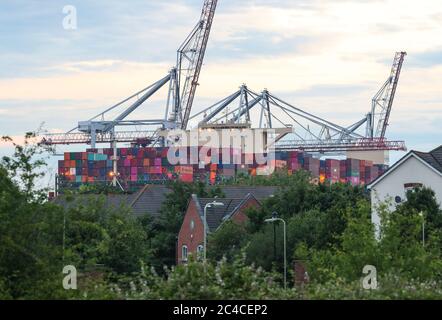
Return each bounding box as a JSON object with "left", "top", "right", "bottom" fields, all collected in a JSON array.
[
  {"left": 61, "top": 195, "right": 152, "bottom": 274},
  {"left": 398, "top": 187, "right": 442, "bottom": 231},
  {"left": 0, "top": 137, "right": 66, "bottom": 298},
  {"left": 1, "top": 132, "right": 53, "bottom": 202},
  {"left": 207, "top": 220, "right": 248, "bottom": 262}
]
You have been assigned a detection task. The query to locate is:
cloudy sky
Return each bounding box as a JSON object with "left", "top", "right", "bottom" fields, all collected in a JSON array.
[{"left": 1, "top": 0, "right": 441, "bottom": 182}]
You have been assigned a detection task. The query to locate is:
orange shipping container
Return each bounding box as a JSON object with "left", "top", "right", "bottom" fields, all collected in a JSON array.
[{"left": 250, "top": 168, "right": 257, "bottom": 176}]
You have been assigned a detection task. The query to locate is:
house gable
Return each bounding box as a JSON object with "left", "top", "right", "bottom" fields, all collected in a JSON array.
[
  {"left": 368, "top": 151, "right": 442, "bottom": 189},
  {"left": 177, "top": 196, "right": 205, "bottom": 264}
]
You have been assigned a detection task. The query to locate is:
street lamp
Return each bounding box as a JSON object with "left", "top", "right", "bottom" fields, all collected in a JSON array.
[
  {"left": 203, "top": 201, "right": 224, "bottom": 264},
  {"left": 265, "top": 212, "right": 287, "bottom": 289},
  {"left": 419, "top": 211, "right": 425, "bottom": 247}
]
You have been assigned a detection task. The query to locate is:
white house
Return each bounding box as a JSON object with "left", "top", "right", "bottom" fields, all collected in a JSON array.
[{"left": 368, "top": 146, "right": 442, "bottom": 234}]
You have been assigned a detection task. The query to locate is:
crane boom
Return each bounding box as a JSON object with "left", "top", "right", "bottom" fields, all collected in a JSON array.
[
  {"left": 175, "top": 0, "right": 218, "bottom": 130},
  {"left": 371, "top": 52, "right": 406, "bottom": 138}
]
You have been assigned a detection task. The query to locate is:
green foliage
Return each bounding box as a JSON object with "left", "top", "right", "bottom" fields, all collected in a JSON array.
[
  {"left": 302, "top": 274, "right": 442, "bottom": 300},
  {"left": 287, "top": 209, "right": 327, "bottom": 249},
  {"left": 110, "top": 254, "right": 293, "bottom": 300},
  {"left": 77, "top": 183, "right": 132, "bottom": 195},
  {"left": 306, "top": 190, "right": 442, "bottom": 285},
  {"left": 0, "top": 138, "right": 65, "bottom": 298},
  {"left": 62, "top": 195, "right": 152, "bottom": 274},
  {"left": 241, "top": 173, "right": 369, "bottom": 275},
  {"left": 398, "top": 187, "right": 442, "bottom": 234},
  {"left": 207, "top": 220, "right": 248, "bottom": 262},
  {"left": 0, "top": 134, "right": 153, "bottom": 298},
  {"left": 1, "top": 132, "right": 53, "bottom": 201},
  {"left": 244, "top": 224, "right": 285, "bottom": 271}
]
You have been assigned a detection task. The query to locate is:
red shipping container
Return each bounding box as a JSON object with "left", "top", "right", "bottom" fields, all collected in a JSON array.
[
  {"left": 150, "top": 166, "right": 162, "bottom": 174},
  {"left": 179, "top": 174, "right": 193, "bottom": 183},
  {"left": 288, "top": 151, "right": 300, "bottom": 159}
]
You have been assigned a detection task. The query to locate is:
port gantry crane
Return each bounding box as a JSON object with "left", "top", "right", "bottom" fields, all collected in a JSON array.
[
  {"left": 190, "top": 52, "right": 407, "bottom": 153},
  {"left": 41, "top": 0, "right": 218, "bottom": 186},
  {"left": 41, "top": 0, "right": 218, "bottom": 148}
]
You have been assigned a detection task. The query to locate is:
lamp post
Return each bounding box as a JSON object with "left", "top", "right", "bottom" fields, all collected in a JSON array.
[
  {"left": 265, "top": 212, "right": 287, "bottom": 289},
  {"left": 419, "top": 211, "right": 425, "bottom": 247},
  {"left": 203, "top": 201, "right": 224, "bottom": 264}
]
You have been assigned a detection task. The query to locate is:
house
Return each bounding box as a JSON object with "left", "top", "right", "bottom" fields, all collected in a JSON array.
[
  {"left": 177, "top": 193, "right": 264, "bottom": 264},
  {"left": 368, "top": 146, "right": 442, "bottom": 234}
]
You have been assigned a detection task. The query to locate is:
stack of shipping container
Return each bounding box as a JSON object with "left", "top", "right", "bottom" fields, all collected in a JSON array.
[{"left": 58, "top": 147, "right": 388, "bottom": 190}]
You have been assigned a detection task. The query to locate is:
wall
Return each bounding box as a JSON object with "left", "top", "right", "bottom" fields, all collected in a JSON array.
[
  {"left": 177, "top": 199, "right": 205, "bottom": 264},
  {"left": 347, "top": 150, "right": 389, "bottom": 165},
  {"left": 230, "top": 197, "right": 260, "bottom": 225}
]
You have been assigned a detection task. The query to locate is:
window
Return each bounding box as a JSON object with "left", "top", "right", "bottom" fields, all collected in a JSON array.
[
  {"left": 190, "top": 219, "right": 195, "bottom": 231},
  {"left": 182, "top": 245, "right": 188, "bottom": 262},
  {"left": 197, "top": 245, "right": 204, "bottom": 260},
  {"left": 404, "top": 183, "right": 423, "bottom": 192}
]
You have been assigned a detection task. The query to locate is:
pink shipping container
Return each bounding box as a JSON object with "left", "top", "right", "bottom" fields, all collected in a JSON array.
[
  {"left": 347, "top": 176, "right": 360, "bottom": 186},
  {"left": 289, "top": 159, "right": 301, "bottom": 171}
]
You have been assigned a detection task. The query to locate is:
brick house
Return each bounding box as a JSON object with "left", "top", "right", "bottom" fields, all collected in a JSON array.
[{"left": 177, "top": 193, "right": 262, "bottom": 264}]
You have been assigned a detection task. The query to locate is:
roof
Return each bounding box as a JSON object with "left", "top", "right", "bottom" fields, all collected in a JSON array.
[
  {"left": 415, "top": 145, "right": 442, "bottom": 173},
  {"left": 53, "top": 193, "right": 136, "bottom": 212},
  {"left": 54, "top": 185, "right": 171, "bottom": 218},
  {"left": 219, "top": 186, "right": 278, "bottom": 200},
  {"left": 130, "top": 185, "right": 171, "bottom": 217},
  {"left": 193, "top": 194, "right": 258, "bottom": 232},
  {"left": 368, "top": 145, "right": 442, "bottom": 189},
  {"left": 54, "top": 185, "right": 278, "bottom": 219}
]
